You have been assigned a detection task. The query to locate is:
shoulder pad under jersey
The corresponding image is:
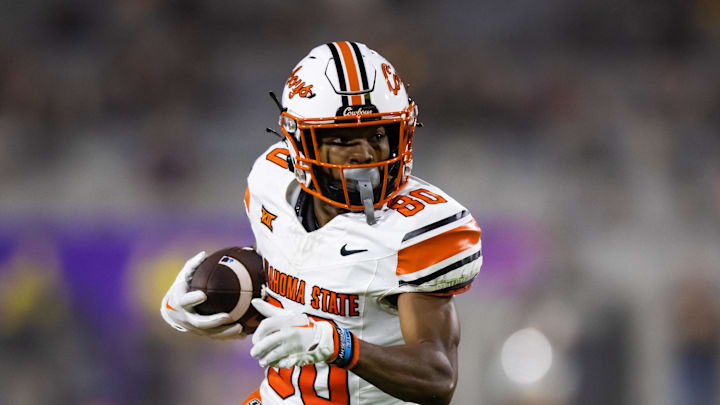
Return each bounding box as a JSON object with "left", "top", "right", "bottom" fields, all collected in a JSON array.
[
  {"left": 378, "top": 177, "right": 483, "bottom": 306},
  {"left": 244, "top": 141, "right": 296, "bottom": 220}
]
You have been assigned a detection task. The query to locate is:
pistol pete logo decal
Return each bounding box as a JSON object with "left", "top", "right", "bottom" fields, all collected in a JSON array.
[{"left": 286, "top": 66, "right": 316, "bottom": 99}]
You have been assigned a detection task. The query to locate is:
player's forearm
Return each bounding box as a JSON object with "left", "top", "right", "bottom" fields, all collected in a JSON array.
[{"left": 351, "top": 339, "right": 457, "bottom": 405}]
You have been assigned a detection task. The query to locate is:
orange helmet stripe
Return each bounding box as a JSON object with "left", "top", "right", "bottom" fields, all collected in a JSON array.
[{"left": 336, "top": 41, "right": 363, "bottom": 105}]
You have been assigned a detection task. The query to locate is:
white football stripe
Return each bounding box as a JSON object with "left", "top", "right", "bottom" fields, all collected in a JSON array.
[{"left": 220, "top": 256, "right": 255, "bottom": 322}]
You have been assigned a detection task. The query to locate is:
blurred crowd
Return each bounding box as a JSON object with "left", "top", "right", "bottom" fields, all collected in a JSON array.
[{"left": 1, "top": 1, "right": 719, "bottom": 404}]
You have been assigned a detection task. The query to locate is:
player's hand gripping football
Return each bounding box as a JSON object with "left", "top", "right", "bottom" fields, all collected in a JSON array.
[
  {"left": 250, "top": 299, "right": 340, "bottom": 369},
  {"left": 160, "top": 251, "right": 245, "bottom": 340}
]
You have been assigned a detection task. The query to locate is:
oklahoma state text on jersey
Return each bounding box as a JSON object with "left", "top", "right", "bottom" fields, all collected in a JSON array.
[{"left": 244, "top": 142, "right": 482, "bottom": 405}]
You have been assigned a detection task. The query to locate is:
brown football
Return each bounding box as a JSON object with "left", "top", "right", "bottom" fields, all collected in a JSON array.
[{"left": 189, "top": 246, "right": 266, "bottom": 334}]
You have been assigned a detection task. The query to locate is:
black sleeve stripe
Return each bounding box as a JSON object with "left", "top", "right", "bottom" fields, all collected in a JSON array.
[
  {"left": 401, "top": 210, "right": 469, "bottom": 242},
  {"left": 399, "top": 250, "right": 481, "bottom": 287}
]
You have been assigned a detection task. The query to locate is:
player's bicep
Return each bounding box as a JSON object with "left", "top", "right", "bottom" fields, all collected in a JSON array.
[{"left": 397, "top": 293, "right": 460, "bottom": 352}]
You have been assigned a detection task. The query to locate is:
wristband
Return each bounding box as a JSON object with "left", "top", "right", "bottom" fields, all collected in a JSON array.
[{"left": 330, "top": 324, "right": 359, "bottom": 369}]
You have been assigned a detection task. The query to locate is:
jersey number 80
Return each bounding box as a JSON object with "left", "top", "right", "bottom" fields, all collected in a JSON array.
[{"left": 389, "top": 188, "right": 447, "bottom": 217}]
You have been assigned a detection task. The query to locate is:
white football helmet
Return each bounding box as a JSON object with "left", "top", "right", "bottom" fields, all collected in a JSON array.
[{"left": 277, "top": 41, "right": 418, "bottom": 223}]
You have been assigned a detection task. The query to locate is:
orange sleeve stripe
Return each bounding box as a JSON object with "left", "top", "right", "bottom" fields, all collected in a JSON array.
[
  {"left": 396, "top": 219, "right": 481, "bottom": 276},
  {"left": 244, "top": 186, "right": 250, "bottom": 211},
  {"left": 336, "top": 41, "right": 363, "bottom": 105}
]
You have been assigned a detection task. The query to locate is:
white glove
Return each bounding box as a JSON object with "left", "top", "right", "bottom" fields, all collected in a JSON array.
[
  {"left": 160, "top": 251, "right": 245, "bottom": 340},
  {"left": 250, "top": 299, "right": 337, "bottom": 369}
]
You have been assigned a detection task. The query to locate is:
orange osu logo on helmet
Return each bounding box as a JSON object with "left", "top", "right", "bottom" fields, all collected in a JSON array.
[
  {"left": 381, "top": 63, "right": 402, "bottom": 96},
  {"left": 286, "top": 66, "right": 316, "bottom": 99}
]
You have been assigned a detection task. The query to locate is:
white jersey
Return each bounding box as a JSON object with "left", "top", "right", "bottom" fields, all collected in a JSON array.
[{"left": 244, "top": 142, "right": 483, "bottom": 405}]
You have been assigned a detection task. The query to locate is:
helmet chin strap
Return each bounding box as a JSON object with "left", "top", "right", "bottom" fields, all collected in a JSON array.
[{"left": 344, "top": 168, "right": 381, "bottom": 225}]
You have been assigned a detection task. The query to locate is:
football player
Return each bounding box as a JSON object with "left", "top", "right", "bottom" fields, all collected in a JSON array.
[{"left": 161, "top": 42, "right": 482, "bottom": 405}]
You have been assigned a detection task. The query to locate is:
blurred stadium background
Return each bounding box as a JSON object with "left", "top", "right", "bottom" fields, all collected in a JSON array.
[{"left": 1, "top": 1, "right": 719, "bottom": 404}]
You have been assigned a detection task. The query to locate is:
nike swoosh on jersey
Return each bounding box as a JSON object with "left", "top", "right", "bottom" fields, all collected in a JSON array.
[
  {"left": 165, "top": 299, "right": 177, "bottom": 311},
  {"left": 340, "top": 244, "right": 368, "bottom": 256}
]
